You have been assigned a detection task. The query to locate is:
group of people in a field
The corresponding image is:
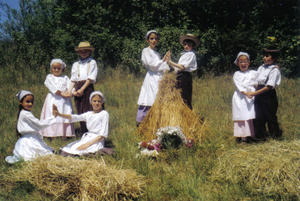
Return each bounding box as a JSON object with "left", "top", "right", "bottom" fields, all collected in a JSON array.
[{"left": 5, "top": 30, "right": 281, "bottom": 164}]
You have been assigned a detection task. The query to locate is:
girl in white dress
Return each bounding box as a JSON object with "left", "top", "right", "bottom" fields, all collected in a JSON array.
[
  {"left": 232, "top": 52, "right": 258, "bottom": 143},
  {"left": 136, "top": 30, "right": 170, "bottom": 126},
  {"left": 5, "top": 90, "right": 57, "bottom": 164},
  {"left": 40, "top": 59, "right": 75, "bottom": 138},
  {"left": 53, "top": 91, "right": 109, "bottom": 156}
]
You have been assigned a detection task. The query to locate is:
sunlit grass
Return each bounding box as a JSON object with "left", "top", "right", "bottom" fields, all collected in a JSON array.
[{"left": 0, "top": 67, "right": 299, "bottom": 200}]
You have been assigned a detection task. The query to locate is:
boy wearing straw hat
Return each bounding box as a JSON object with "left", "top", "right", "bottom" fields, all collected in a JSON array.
[
  {"left": 68, "top": 41, "right": 98, "bottom": 134},
  {"left": 245, "top": 39, "right": 282, "bottom": 140},
  {"left": 167, "top": 34, "right": 199, "bottom": 109}
]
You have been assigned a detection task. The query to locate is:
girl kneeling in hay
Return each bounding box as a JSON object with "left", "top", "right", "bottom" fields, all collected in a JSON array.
[
  {"left": 6, "top": 90, "right": 57, "bottom": 164},
  {"left": 53, "top": 91, "right": 110, "bottom": 156}
]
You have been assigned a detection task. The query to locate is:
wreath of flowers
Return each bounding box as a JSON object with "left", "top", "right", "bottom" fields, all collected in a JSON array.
[{"left": 137, "top": 126, "right": 194, "bottom": 157}]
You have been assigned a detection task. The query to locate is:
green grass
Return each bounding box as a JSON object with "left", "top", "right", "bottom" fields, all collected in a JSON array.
[{"left": 0, "top": 67, "right": 299, "bottom": 201}]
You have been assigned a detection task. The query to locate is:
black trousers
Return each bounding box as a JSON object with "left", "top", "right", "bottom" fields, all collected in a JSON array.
[
  {"left": 74, "top": 81, "right": 94, "bottom": 134},
  {"left": 253, "top": 85, "right": 282, "bottom": 139},
  {"left": 176, "top": 71, "right": 193, "bottom": 109}
]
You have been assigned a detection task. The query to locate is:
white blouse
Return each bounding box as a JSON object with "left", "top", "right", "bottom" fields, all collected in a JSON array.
[
  {"left": 178, "top": 51, "right": 197, "bottom": 72},
  {"left": 70, "top": 59, "right": 98, "bottom": 82},
  {"left": 256, "top": 64, "right": 281, "bottom": 88},
  {"left": 137, "top": 47, "right": 169, "bottom": 106},
  {"left": 44, "top": 74, "right": 70, "bottom": 94},
  {"left": 71, "top": 110, "right": 109, "bottom": 138},
  {"left": 232, "top": 70, "right": 257, "bottom": 121},
  {"left": 18, "top": 110, "right": 57, "bottom": 136}
]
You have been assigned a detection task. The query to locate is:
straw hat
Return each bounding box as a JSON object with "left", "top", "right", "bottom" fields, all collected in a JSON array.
[
  {"left": 179, "top": 34, "right": 200, "bottom": 48},
  {"left": 75, "top": 41, "right": 95, "bottom": 52}
]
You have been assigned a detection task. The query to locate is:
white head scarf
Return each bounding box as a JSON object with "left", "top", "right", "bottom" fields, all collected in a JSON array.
[
  {"left": 89, "top": 91, "right": 105, "bottom": 104},
  {"left": 16, "top": 90, "right": 33, "bottom": 101},
  {"left": 50, "top": 58, "right": 66, "bottom": 70},
  {"left": 234, "top": 52, "right": 250, "bottom": 65},
  {"left": 145, "top": 30, "right": 158, "bottom": 40}
]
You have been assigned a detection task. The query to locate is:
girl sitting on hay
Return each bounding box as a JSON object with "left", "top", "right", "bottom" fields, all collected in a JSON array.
[{"left": 53, "top": 91, "right": 112, "bottom": 156}]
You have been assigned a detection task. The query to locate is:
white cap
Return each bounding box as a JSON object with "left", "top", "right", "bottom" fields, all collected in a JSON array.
[
  {"left": 234, "top": 52, "right": 250, "bottom": 65},
  {"left": 89, "top": 91, "right": 105, "bottom": 104},
  {"left": 145, "top": 30, "right": 157, "bottom": 40},
  {"left": 50, "top": 58, "right": 66, "bottom": 69},
  {"left": 16, "top": 90, "right": 33, "bottom": 101}
]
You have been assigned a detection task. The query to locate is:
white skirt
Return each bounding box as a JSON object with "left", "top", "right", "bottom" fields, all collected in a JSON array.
[
  {"left": 61, "top": 133, "right": 104, "bottom": 155},
  {"left": 5, "top": 134, "right": 53, "bottom": 164}
]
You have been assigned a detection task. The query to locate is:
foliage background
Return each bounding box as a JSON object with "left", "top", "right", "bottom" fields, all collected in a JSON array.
[{"left": 0, "top": 0, "right": 299, "bottom": 76}]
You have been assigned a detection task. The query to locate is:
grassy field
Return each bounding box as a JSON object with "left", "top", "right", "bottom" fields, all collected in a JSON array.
[{"left": 0, "top": 67, "right": 299, "bottom": 201}]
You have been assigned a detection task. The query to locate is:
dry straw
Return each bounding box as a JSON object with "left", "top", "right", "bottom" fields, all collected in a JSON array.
[
  {"left": 211, "top": 140, "right": 300, "bottom": 198},
  {"left": 137, "top": 73, "right": 208, "bottom": 144},
  {"left": 1, "top": 155, "right": 146, "bottom": 200}
]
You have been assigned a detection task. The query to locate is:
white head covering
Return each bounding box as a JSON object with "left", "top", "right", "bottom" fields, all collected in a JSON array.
[
  {"left": 234, "top": 52, "right": 250, "bottom": 65},
  {"left": 50, "top": 58, "right": 66, "bottom": 69},
  {"left": 89, "top": 91, "right": 105, "bottom": 104},
  {"left": 145, "top": 30, "right": 158, "bottom": 40},
  {"left": 16, "top": 90, "right": 33, "bottom": 101}
]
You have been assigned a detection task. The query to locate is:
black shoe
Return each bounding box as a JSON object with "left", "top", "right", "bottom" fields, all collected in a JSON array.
[
  {"left": 236, "top": 137, "right": 242, "bottom": 143},
  {"left": 241, "top": 137, "right": 250, "bottom": 143}
]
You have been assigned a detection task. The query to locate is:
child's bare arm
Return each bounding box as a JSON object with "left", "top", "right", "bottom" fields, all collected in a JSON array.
[
  {"left": 52, "top": 104, "right": 72, "bottom": 120},
  {"left": 75, "top": 79, "right": 92, "bottom": 97},
  {"left": 76, "top": 135, "right": 104, "bottom": 150}
]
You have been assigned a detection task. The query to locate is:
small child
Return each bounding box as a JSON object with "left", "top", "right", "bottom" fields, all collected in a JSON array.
[
  {"left": 167, "top": 33, "right": 199, "bottom": 109},
  {"left": 136, "top": 30, "right": 170, "bottom": 126},
  {"left": 5, "top": 90, "right": 57, "bottom": 164},
  {"left": 68, "top": 41, "right": 98, "bottom": 134},
  {"left": 53, "top": 91, "right": 109, "bottom": 156},
  {"left": 245, "top": 47, "right": 282, "bottom": 140},
  {"left": 40, "top": 59, "right": 75, "bottom": 138},
  {"left": 232, "top": 52, "right": 257, "bottom": 143}
]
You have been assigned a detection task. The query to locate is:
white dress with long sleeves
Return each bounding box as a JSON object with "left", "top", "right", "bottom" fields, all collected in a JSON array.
[
  {"left": 137, "top": 47, "right": 169, "bottom": 106},
  {"left": 40, "top": 74, "right": 75, "bottom": 137},
  {"left": 61, "top": 110, "right": 109, "bottom": 155},
  {"left": 5, "top": 110, "right": 57, "bottom": 164},
  {"left": 232, "top": 70, "right": 258, "bottom": 121}
]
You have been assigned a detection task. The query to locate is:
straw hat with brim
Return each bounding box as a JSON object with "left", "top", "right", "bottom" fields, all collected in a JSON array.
[
  {"left": 263, "top": 48, "right": 280, "bottom": 53},
  {"left": 75, "top": 41, "right": 95, "bottom": 52},
  {"left": 179, "top": 34, "right": 200, "bottom": 48}
]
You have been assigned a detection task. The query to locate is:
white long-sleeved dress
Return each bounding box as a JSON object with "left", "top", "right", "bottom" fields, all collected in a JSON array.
[
  {"left": 40, "top": 74, "right": 75, "bottom": 137},
  {"left": 232, "top": 70, "right": 257, "bottom": 121},
  {"left": 5, "top": 110, "right": 56, "bottom": 164},
  {"left": 232, "top": 70, "right": 257, "bottom": 137},
  {"left": 61, "top": 110, "right": 109, "bottom": 155},
  {"left": 137, "top": 47, "right": 169, "bottom": 106}
]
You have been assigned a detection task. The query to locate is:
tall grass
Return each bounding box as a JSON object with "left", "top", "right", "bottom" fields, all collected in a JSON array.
[{"left": 0, "top": 66, "right": 299, "bottom": 201}]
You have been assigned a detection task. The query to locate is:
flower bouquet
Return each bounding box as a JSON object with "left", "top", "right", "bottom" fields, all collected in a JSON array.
[{"left": 137, "top": 126, "right": 194, "bottom": 157}]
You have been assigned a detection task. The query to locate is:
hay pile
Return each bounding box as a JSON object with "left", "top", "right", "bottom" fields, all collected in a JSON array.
[
  {"left": 1, "top": 155, "right": 145, "bottom": 200},
  {"left": 137, "top": 73, "right": 208, "bottom": 144},
  {"left": 211, "top": 140, "right": 300, "bottom": 198}
]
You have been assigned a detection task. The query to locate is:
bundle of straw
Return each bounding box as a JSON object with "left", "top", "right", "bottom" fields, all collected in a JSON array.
[
  {"left": 211, "top": 140, "right": 300, "bottom": 198},
  {"left": 1, "top": 155, "right": 145, "bottom": 200},
  {"left": 137, "top": 73, "right": 208, "bottom": 144}
]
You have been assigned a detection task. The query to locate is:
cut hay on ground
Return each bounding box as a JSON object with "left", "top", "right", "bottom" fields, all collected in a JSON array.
[
  {"left": 137, "top": 73, "right": 208, "bottom": 144},
  {"left": 1, "top": 155, "right": 145, "bottom": 200},
  {"left": 211, "top": 140, "right": 300, "bottom": 198}
]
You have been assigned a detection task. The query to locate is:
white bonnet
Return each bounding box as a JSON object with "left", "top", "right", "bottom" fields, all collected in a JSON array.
[
  {"left": 234, "top": 52, "right": 250, "bottom": 65},
  {"left": 89, "top": 91, "right": 105, "bottom": 104},
  {"left": 145, "top": 30, "right": 158, "bottom": 40},
  {"left": 50, "top": 58, "right": 66, "bottom": 69},
  {"left": 16, "top": 90, "right": 33, "bottom": 101}
]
